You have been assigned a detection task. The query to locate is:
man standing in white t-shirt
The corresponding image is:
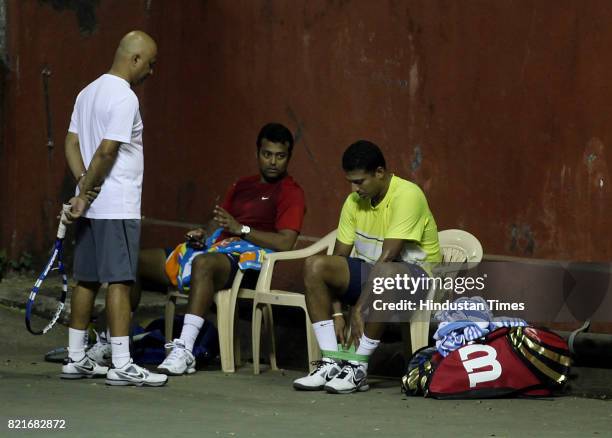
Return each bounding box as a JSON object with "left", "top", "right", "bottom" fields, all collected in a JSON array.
[{"left": 61, "top": 30, "right": 167, "bottom": 387}]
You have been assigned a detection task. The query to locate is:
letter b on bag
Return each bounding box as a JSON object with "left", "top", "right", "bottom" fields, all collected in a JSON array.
[{"left": 459, "top": 344, "right": 502, "bottom": 388}]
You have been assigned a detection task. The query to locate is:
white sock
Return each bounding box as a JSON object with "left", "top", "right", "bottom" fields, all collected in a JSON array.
[
  {"left": 110, "top": 336, "right": 131, "bottom": 368},
  {"left": 355, "top": 334, "right": 380, "bottom": 370},
  {"left": 68, "top": 328, "right": 87, "bottom": 361},
  {"left": 313, "top": 320, "right": 338, "bottom": 354},
  {"left": 180, "top": 314, "right": 204, "bottom": 352}
]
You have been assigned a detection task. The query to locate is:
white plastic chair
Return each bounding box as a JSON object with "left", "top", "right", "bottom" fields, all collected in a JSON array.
[
  {"left": 251, "top": 230, "right": 337, "bottom": 374},
  {"left": 406, "top": 229, "right": 484, "bottom": 352},
  {"left": 164, "top": 269, "right": 276, "bottom": 373}
]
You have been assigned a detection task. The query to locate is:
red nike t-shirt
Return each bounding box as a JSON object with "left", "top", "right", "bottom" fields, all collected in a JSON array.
[{"left": 218, "top": 174, "right": 305, "bottom": 241}]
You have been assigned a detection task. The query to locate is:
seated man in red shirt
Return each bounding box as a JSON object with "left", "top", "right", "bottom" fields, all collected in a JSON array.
[{"left": 87, "top": 123, "right": 305, "bottom": 375}]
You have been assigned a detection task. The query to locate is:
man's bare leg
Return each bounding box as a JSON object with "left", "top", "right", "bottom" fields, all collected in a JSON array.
[
  {"left": 359, "top": 262, "right": 396, "bottom": 345},
  {"left": 70, "top": 281, "right": 100, "bottom": 330},
  {"left": 317, "top": 263, "right": 407, "bottom": 394},
  {"left": 106, "top": 282, "right": 132, "bottom": 368},
  {"left": 106, "top": 282, "right": 132, "bottom": 337},
  {"left": 361, "top": 261, "right": 428, "bottom": 342},
  {"left": 303, "top": 255, "right": 350, "bottom": 323},
  {"left": 62, "top": 281, "right": 108, "bottom": 379},
  {"left": 356, "top": 262, "right": 429, "bottom": 373},
  {"left": 103, "top": 277, "right": 168, "bottom": 386},
  {"left": 66, "top": 281, "right": 100, "bottom": 363},
  {"left": 293, "top": 255, "right": 351, "bottom": 391},
  {"left": 364, "top": 322, "right": 386, "bottom": 340},
  {"left": 131, "top": 248, "right": 171, "bottom": 312},
  {"left": 157, "top": 253, "right": 232, "bottom": 375},
  {"left": 186, "top": 253, "right": 233, "bottom": 316}
]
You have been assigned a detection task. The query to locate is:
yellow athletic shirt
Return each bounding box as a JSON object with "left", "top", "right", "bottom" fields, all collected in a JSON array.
[{"left": 337, "top": 175, "right": 442, "bottom": 265}]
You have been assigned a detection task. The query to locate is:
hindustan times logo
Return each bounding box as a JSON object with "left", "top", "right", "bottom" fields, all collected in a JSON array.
[{"left": 372, "top": 273, "right": 487, "bottom": 295}]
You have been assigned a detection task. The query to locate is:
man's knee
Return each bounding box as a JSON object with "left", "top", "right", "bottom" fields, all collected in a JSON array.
[
  {"left": 192, "top": 253, "right": 225, "bottom": 277},
  {"left": 370, "top": 261, "right": 399, "bottom": 279},
  {"left": 107, "top": 281, "right": 133, "bottom": 294},
  {"left": 304, "top": 255, "right": 331, "bottom": 282},
  {"left": 76, "top": 280, "right": 100, "bottom": 292}
]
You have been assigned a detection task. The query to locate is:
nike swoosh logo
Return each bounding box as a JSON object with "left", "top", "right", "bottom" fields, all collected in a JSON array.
[
  {"left": 353, "top": 376, "right": 364, "bottom": 385},
  {"left": 261, "top": 196, "right": 270, "bottom": 200},
  {"left": 352, "top": 372, "right": 366, "bottom": 385},
  {"left": 77, "top": 363, "right": 94, "bottom": 372},
  {"left": 117, "top": 368, "right": 147, "bottom": 380}
]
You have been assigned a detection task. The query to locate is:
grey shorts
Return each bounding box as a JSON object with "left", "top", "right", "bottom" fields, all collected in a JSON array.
[{"left": 73, "top": 218, "right": 140, "bottom": 283}]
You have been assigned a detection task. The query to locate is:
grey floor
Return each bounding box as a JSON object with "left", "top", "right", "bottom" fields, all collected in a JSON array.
[{"left": 1, "top": 305, "right": 611, "bottom": 437}]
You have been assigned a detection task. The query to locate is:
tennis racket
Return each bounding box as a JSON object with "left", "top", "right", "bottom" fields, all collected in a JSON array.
[{"left": 25, "top": 204, "right": 71, "bottom": 335}]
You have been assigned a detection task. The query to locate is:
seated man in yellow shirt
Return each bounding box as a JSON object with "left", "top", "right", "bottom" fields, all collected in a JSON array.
[{"left": 293, "top": 140, "right": 442, "bottom": 394}]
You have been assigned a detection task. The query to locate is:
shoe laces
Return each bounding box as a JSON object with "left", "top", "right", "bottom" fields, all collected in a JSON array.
[
  {"left": 309, "top": 359, "right": 337, "bottom": 375},
  {"left": 163, "top": 340, "right": 187, "bottom": 361},
  {"left": 338, "top": 361, "right": 363, "bottom": 379},
  {"left": 113, "top": 361, "right": 149, "bottom": 379},
  {"left": 126, "top": 361, "right": 150, "bottom": 376}
]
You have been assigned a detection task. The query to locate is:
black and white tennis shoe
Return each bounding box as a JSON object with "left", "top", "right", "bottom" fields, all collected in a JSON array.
[
  {"left": 106, "top": 360, "right": 168, "bottom": 387},
  {"left": 293, "top": 358, "right": 342, "bottom": 391},
  {"left": 324, "top": 361, "right": 369, "bottom": 394},
  {"left": 61, "top": 355, "right": 108, "bottom": 379}
]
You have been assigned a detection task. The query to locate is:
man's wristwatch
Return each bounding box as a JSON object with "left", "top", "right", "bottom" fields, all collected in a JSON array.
[{"left": 240, "top": 225, "right": 251, "bottom": 239}]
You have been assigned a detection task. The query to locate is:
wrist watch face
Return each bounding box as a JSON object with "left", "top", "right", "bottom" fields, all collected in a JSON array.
[{"left": 241, "top": 225, "right": 251, "bottom": 235}]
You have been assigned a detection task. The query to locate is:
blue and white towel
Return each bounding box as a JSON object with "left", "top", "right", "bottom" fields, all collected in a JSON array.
[{"left": 433, "top": 296, "right": 527, "bottom": 357}]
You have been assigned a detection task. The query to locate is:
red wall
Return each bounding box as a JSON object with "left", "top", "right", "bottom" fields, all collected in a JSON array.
[{"left": 2, "top": 0, "right": 612, "bottom": 262}]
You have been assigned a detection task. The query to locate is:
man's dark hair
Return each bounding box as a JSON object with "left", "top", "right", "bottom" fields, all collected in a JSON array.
[
  {"left": 256, "top": 123, "right": 294, "bottom": 154},
  {"left": 342, "top": 140, "right": 386, "bottom": 172}
]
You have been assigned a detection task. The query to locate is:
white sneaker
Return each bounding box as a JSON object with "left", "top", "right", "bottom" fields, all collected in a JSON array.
[
  {"left": 324, "top": 361, "right": 369, "bottom": 394},
  {"left": 293, "top": 358, "right": 342, "bottom": 391},
  {"left": 156, "top": 339, "right": 196, "bottom": 376},
  {"left": 86, "top": 332, "right": 112, "bottom": 367},
  {"left": 61, "top": 355, "right": 108, "bottom": 379},
  {"left": 106, "top": 360, "right": 168, "bottom": 387}
]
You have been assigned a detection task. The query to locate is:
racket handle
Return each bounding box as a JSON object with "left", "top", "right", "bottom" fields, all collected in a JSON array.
[{"left": 57, "top": 203, "right": 71, "bottom": 238}]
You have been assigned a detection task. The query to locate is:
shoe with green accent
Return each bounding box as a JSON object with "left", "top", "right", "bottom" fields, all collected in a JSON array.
[{"left": 324, "top": 361, "right": 369, "bottom": 394}]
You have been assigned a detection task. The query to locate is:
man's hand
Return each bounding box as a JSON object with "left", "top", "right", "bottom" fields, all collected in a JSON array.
[
  {"left": 185, "top": 228, "right": 206, "bottom": 249},
  {"left": 78, "top": 179, "right": 101, "bottom": 204},
  {"left": 63, "top": 196, "right": 89, "bottom": 224},
  {"left": 333, "top": 314, "right": 346, "bottom": 347},
  {"left": 213, "top": 205, "right": 241, "bottom": 235},
  {"left": 348, "top": 306, "right": 365, "bottom": 349}
]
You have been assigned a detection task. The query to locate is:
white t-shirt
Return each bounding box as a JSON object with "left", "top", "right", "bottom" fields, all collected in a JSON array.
[{"left": 68, "top": 74, "right": 143, "bottom": 219}]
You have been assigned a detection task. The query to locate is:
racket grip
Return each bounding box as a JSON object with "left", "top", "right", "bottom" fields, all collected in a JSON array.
[{"left": 57, "top": 203, "right": 71, "bottom": 238}]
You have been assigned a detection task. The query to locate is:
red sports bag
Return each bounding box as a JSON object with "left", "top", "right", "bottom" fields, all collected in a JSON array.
[{"left": 402, "top": 326, "right": 571, "bottom": 399}]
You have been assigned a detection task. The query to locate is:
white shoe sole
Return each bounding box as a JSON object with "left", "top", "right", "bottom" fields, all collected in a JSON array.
[
  {"left": 60, "top": 372, "right": 105, "bottom": 380},
  {"left": 105, "top": 378, "right": 168, "bottom": 387},
  {"left": 293, "top": 381, "right": 326, "bottom": 391},
  {"left": 324, "top": 383, "right": 370, "bottom": 394},
  {"left": 156, "top": 366, "right": 196, "bottom": 376}
]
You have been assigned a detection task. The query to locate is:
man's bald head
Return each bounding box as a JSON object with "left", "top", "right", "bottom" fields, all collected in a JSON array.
[
  {"left": 116, "top": 31, "right": 157, "bottom": 58},
  {"left": 111, "top": 30, "right": 157, "bottom": 86}
]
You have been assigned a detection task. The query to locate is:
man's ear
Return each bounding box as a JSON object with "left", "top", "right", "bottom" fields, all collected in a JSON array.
[
  {"left": 132, "top": 54, "right": 140, "bottom": 66},
  {"left": 375, "top": 166, "right": 385, "bottom": 178},
  {"left": 284, "top": 142, "right": 292, "bottom": 160}
]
